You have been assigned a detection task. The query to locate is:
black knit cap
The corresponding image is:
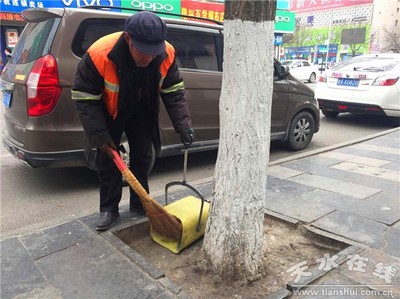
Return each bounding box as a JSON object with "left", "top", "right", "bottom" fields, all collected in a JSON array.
[{"left": 125, "top": 11, "right": 167, "bottom": 56}]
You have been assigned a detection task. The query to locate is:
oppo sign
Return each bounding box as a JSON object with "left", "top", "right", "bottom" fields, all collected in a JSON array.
[{"left": 131, "top": 0, "right": 174, "bottom": 11}]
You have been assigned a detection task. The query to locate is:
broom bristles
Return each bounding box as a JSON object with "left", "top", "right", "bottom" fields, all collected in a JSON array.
[{"left": 122, "top": 169, "right": 183, "bottom": 240}]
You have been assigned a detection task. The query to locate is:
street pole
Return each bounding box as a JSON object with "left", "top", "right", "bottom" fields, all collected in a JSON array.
[{"left": 325, "top": 20, "right": 331, "bottom": 71}]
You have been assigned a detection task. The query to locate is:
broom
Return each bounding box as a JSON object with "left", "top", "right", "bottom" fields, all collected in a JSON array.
[{"left": 109, "top": 149, "right": 182, "bottom": 240}]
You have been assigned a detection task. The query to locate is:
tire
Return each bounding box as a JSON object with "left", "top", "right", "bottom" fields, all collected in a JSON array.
[
  {"left": 286, "top": 111, "right": 315, "bottom": 151},
  {"left": 308, "top": 72, "right": 316, "bottom": 83},
  {"left": 322, "top": 110, "right": 339, "bottom": 118}
]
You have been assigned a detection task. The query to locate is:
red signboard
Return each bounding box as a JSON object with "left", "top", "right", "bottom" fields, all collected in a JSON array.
[
  {"left": 289, "top": 0, "right": 374, "bottom": 13},
  {"left": 181, "top": 0, "right": 225, "bottom": 23},
  {"left": 0, "top": 12, "right": 24, "bottom": 21}
]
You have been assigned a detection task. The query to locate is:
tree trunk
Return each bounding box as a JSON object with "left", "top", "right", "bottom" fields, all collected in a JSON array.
[{"left": 202, "top": 0, "right": 276, "bottom": 282}]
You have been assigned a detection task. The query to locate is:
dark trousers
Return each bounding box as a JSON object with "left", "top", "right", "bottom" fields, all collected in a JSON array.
[{"left": 96, "top": 109, "right": 153, "bottom": 212}]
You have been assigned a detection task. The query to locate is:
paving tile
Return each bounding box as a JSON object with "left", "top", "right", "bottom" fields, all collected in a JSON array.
[
  {"left": 265, "top": 194, "right": 334, "bottom": 223},
  {"left": 266, "top": 176, "right": 316, "bottom": 203},
  {"left": 367, "top": 192, "right": 400, "bottom": 219},
  {"left": 352, "top": 144, "right": 400, "bottom": 156},
  {"left": 320, "top": 151, "right": 360, "bottom": 161},
  {"left": 288, "top": 173, "right": 381, "bottom": 199},
  {"left": 348, "top": 156, "right": 391, "bottom": 167},
  {"left": 340, "top": 247, "right": 400, "bottom": 299},
  {"left": 331, "top": 162, "right": 400, "bottom": 182},
  {"left": 336, "top": 147, "right": 400, "bottom": 165},
  {"left": 383, "top": 227, "right": 400, "bottom": 258},
  {"left": 19, "top": 220, "right": 93, "bottom": 260},
  {"left": 381, "top": 161, "right": 400, "bottom": 172},
  {"left": 283, "top": 158, "right": 397, "bottom": 194},
  {"left": 393, "top": 221, "right": 400, "bottom": 230},
  {"left": 267, "top": 165, "right": 304, "bottom": 179},
  {"left": 312, "top": 211, "right": 387, "bottom": 248},
  {"left": 364, "top": 134, "right": 400, "bottom": 148},
  {"left": 294, "top": 189, "right": 399, "bottom": 226},
  {"left": 35, "top": 237, "right": 164, "bottom": 299},
  {"left": 1, "top": 237, "right": 49, "bottom": 299}
]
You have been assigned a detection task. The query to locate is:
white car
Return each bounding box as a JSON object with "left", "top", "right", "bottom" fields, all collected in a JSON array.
[
  {"left": 281, "top": 59, "right": 318, "bottom": 83},
  {"left": 315, "top": 53, "right": 400, "bottom": 119}
]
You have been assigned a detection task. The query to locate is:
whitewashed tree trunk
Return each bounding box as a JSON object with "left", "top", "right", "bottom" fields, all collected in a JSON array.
[{"left": 202, "top": 1, "right": 276, "bottom": 281}]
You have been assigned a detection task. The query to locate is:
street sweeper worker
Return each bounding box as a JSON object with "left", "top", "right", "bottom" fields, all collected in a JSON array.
[{"left": 71, "top": 11, "right": 195, "bottom": 231}]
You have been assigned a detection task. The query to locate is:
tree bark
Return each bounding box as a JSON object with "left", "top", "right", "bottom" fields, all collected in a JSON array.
[{"left": 202, "top": 0, "right": 276, "bottom": 282}]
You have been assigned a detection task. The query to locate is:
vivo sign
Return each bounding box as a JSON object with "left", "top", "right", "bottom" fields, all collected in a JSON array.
[
  {"left": 130, "top": 1, "right": 174, "bottom": 12},
  {"left": 62, "top": 0, "right": 114, "bottom": 6}
]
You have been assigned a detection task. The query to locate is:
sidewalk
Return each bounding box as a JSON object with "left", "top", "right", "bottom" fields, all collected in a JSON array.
[{"left": 1, "top": 128, "right": 399, "bottom": 299}]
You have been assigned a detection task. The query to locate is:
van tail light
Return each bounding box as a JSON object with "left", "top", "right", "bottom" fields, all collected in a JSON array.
[
  {"left": 372, "top": 76, "right": 399, "bottom": 86},
  {"left": 26, "top": 54, "right": 62, "bottom": 117},
  {"left": 318, "top": 74, "right": 327, "bottom": 82}
]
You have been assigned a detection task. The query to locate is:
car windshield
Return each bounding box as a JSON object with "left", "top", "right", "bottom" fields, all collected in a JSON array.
[
  {"left": 11, "top": 18, "right": 60, "bottom": 64},
  {"left": 281, "top": 61, "right": 292, "bottom": 66}
]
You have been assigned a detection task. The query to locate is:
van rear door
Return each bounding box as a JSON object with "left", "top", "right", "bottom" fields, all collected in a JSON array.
[{"left": 1, "top": 9, "right": 62, "bottom": 148}]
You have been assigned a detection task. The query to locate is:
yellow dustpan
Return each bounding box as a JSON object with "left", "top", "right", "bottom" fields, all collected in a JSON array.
[
  {"left": 150, "top": 149, "right": 210, "bottom": 253},
  {"left": 151, "top": 196, "right": 209, "bottom": 253}
]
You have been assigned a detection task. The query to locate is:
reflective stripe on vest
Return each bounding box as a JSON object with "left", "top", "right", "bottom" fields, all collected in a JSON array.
[
  {"left": 105, "top": 80, "right": 119, "bottom": 93},
  {"left": 71, "top": 90, "right": 102, "bottom": 101},
  {"left": 160, "top": 81, "right": 185, "bottom": 94}
]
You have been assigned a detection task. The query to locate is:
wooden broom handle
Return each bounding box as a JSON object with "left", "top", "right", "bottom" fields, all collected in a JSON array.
[
  {"left": 109, "top": 149, "right": 152, "bottom": 201},
  {"left": 110, "top": 149, "right": 128, "bottom": 172}
]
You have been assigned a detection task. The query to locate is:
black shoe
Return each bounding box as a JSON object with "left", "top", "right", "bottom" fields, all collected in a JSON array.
[
  {"left": 129, "top": 204, "right": 146, "bottom": 215},
  {"left": 96, "top": 211, "right": 119, "bottom": 231}
]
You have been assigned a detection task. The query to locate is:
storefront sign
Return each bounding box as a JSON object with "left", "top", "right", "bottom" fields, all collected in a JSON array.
[
  {"left": 277, "top": 0, "right": 289, "bottom": 10},
  {"left": 274, "top": 34, "right": 283, "bottom": 46},
  {"left": 0, "top": 0, "right": 44, "bottom": 13},
  {"left": 275, "top": 10, "right": 295, "bottom": 33},
  {"left": 5, "top": 29, "right": 19, "bottom": 47},
  {"left": 0, "top": 12, "right": 25, "bottom": 21},
  {"left": 289, "top": 0, "right": 373, "bottom": 13},
  {"left": 121, "top": 0, "right": 180, "bottom": 17},
  {"left": 181, "top": 0, "right": 224, "bottom": 23},
  {"left": 0, "top": 0, "right": 122, "bottom": 12}
]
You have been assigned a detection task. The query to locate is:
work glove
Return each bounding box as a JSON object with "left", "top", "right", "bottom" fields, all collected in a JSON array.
[
  {"left": 180, "top": 128, "right": 195, "bottom": 148},
  {"left": 99, "top": 141, "right": 117, "bottom": 159}
]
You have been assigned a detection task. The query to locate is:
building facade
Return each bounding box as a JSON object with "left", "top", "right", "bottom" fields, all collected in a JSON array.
[{"left": 284, "top": 0, "right": 399, "bottom": 63}]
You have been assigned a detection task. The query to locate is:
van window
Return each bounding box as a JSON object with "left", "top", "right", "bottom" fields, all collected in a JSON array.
[
  {"left": 72, "top": 18, "right": 125, "bottom": 57},
  {"left": 167, "top": 29, "right": 220, "bottom": 72},
  {"left": 11, "top": 18, "right": 60, "bottom": 64}
]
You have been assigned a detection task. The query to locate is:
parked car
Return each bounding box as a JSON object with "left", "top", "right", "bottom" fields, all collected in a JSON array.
[
  {"left": 0, "top": 7, "right": 320, "bottom": 170},
  {"left": 315, "top": 53, "right": 400, "bottom": 119},
  {"left": 281, "top": 59, "right": 318, "bottom": 83},
  {"left": 317, "top": 62, "right": 336, "bottom": 72}
]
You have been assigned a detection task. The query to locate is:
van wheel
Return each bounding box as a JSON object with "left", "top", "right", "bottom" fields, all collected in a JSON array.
[
  {"left": 120, "top": 140, "right": 156, "bottom": 187},
  {"left": 308, "top": 72, "right": 316, "bottom": 83},
  {"left": 322, "top": 110, "right": 339, "bottom": 118},
  {"left": 286, "top": 111, "right": 315, "bottom": 151}
]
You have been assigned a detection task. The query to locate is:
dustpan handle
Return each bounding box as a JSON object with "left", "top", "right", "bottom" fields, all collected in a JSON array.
[
  {"left": 182, "top": 148, "right": 188, "bottom": 183},
  {"left": 165, "top": 148, "right": 206, "bottom": 232}
]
